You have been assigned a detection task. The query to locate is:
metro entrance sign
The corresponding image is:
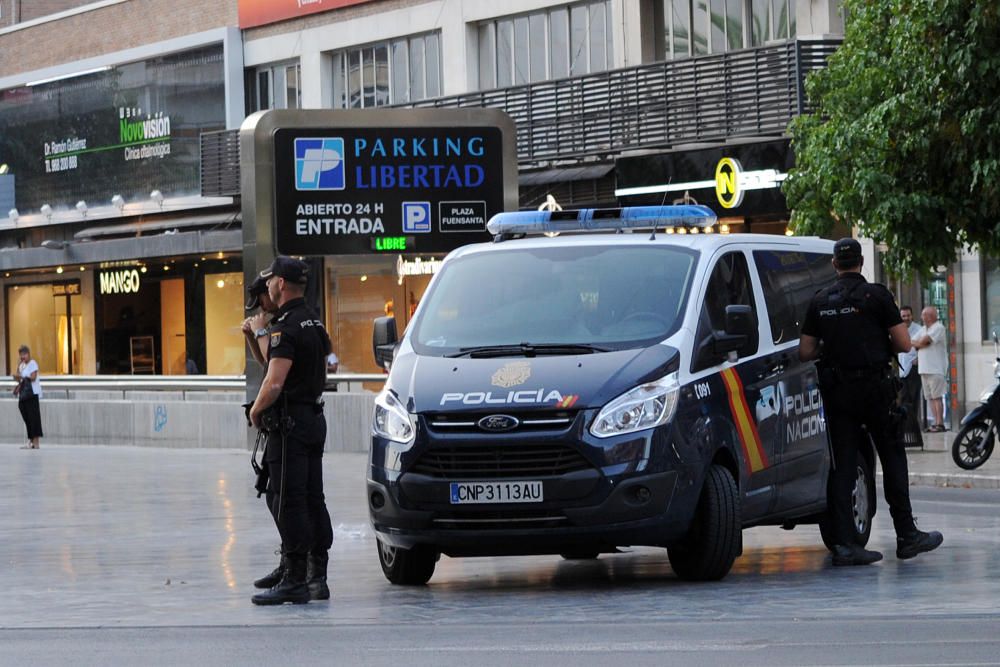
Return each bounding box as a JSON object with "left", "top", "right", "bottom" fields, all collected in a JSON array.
[{"left": 249, "top": 109, "right": 517, "bottom": 257}]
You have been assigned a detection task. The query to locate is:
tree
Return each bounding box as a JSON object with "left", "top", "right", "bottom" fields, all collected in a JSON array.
[{"left": 783, "top": 0, "right": 1000, "bottom": 276}]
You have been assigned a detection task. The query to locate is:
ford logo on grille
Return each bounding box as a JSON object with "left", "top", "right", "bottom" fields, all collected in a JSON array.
[{"left": 478, "top": 414, "right": 520, "bottom": 432}]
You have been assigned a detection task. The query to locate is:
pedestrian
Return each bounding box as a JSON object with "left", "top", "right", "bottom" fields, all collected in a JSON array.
[
  {"left": 242, "top": 275, "right": 278, "bottom": 369},
  {"left": 897, "top": 306, "right": 923, "bottom": 447},
  {"left": 185, "top": 354, "right": 199, "bottom": 375},
  {"left": 12, "top": 344, "right": 42, "bottom": 450},
  {"left": 799, "top": 238, "right": 942, "bottom": 566},
  {"left": 912, "top": 306, "right": 948, "bottom": 432},
  {"left": 249, "top": 257, "right": 333, "bottom": 605}
]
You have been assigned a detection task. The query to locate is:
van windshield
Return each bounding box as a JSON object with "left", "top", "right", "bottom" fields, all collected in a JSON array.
[{"left": 411, "top": 244, "right": 697, "bottom": 355}]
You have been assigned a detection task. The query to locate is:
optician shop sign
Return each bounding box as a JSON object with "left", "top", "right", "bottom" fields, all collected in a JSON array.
[
  {"left": 614, "top": 140, "right": 793, "bottom": 217},
  {"left": 264, "top": 110, "right": 517, "bottom": 256}
]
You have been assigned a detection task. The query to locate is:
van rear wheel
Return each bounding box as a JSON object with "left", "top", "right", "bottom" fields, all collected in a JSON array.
[
  {"left": 819, "top": 454, "right": 875, "bottom": 552},
  {"left": 668, "top": 465, "right": 741, "bottom": 581},
  {"left": 377, "top": 539, "right": 437, "bottom": 585}
]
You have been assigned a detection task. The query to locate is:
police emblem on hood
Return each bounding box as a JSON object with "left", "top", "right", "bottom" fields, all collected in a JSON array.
[
  {"left": 478, "top": 414, "right": 520, "bottom": 432},
  {"left": 491, "top": 361, "right": 531, "bottom": 388}
]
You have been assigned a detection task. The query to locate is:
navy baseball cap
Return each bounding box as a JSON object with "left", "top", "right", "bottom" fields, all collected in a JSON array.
[
  {"left": 833, "top": 238, "right": 862, "bottom": 263},
  {"left": 260, "top": 256, "right": 309, "bottom": 285},
  {"left": 245, "top": 275, "right": 268, "bottom": 310}
]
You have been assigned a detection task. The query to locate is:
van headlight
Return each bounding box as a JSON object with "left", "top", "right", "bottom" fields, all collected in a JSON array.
[
  {"left": 590, "top": 372, "right": 680, "bottom": 439},
  {"left": 373, "top": 389, "right": 415, "bottom": 445}
]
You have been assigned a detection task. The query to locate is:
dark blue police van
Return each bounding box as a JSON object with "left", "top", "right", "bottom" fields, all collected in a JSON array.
[{"left": 368, "top": 206, "right": 876, "bottom": 584}]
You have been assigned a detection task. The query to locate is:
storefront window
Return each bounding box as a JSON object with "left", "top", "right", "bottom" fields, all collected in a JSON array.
[
  {"left": 94, "top": 257, "right": 241, "bottom": 375},
  {"left": 983, "top": 257, "right": 1000, "bottom": 340},
  {"left": 6, "top": 282, "right": 83, "bottom": 375},
  {"left": 204, "top": 272, "right": 245, "bottom": 374},
  {"left": 325, "top": 257, "right": 437, "bottom": 374}
]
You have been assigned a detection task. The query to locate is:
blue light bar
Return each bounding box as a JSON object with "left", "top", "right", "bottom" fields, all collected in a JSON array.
[{"left": 485, "top": 205, "right": 718, "bottom": 236}]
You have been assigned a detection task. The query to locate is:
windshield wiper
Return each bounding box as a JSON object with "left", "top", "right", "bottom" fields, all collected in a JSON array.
[{"left": 446, "top": 343, "right": 609, "bottom": 358}]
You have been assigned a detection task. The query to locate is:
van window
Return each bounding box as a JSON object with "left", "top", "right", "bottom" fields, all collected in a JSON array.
[
  {"left": 753, "top": 250, "right": 836, "bottom": 344},
  {"left": 410, "top": 245, "right": 698, "bottom": 354},
  {"left": 693, "top": 251, "right": 758, "bottom": 372}
]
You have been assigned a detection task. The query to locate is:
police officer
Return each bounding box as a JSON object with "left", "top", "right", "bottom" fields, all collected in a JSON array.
[
  {"left": 249, "top": 256, "right": 334, "bottom": 604},
  {"left": 799, "top": 238, "right": 943, "bottom": 566}
]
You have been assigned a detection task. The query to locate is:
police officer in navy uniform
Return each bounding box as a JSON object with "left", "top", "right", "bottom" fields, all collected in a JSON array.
[
  {"left": 249, "top": 256, "right": 334, "bottom": 604},
  {"left": 799, "top": 238, "right": 943, "bottom": 566}
]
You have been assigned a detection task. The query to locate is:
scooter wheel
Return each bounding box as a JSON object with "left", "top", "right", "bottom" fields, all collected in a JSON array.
[{"left": 951, "top": 420, "right": 995, "bottom": 470}]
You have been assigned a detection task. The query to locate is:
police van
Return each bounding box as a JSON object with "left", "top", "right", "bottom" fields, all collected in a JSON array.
[{"left": 367, "top": 206, "right": 876, "bottom": 584}]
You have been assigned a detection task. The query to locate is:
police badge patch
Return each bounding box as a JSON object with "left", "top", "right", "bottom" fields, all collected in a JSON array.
[
  {"left": 491, "top": 361, "right": 531, "bottom": 388},
  {"left": 270, "top": 332, "right": 281, "bottom": 347}
]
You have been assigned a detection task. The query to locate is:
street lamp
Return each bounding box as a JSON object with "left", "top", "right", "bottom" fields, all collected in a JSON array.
[
  {"left": 150, "top": 189, "right": 164, "bottom": 210},
  {"left": 75, "top": 200, "right": 88, "bottom": 217},
  {"left": 111, "top": 194, "right": 125, "bottom": 213},
  {"left": 40, "top": 204, "right": 53, "bottom": 221}
]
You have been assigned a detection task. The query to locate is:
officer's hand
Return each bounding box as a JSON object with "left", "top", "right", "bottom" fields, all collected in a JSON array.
[
  {"left": 249, "top": 312, "right": 268, "bottom": 330},
  {"left": 249, "top": 405, "right": 262, "bottom": 429}
]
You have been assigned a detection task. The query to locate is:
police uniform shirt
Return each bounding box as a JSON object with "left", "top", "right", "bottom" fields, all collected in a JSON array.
[
  {"left": 267, "top": 297, "right": 331, "bottom": 402},
  {"left": 801, "top": 273, "right": 902, "bottom": 370}
]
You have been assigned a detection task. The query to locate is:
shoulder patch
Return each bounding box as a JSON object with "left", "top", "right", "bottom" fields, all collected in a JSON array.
[{"left": 270, "top": 332, "right": 281, "bottom": 347}]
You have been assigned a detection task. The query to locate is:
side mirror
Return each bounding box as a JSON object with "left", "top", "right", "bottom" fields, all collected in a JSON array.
[{"left": 372, "top": 316, "right": 398, "bottom": 370}]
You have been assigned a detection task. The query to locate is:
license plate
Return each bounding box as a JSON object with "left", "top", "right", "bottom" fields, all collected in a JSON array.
[{"left": 449, "top": 481, "right": 543, "bottom": 504}]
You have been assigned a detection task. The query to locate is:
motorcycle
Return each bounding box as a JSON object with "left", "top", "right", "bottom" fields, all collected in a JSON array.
[{"left": 951, "top": 332, "right": 1000, "bottom": 470}]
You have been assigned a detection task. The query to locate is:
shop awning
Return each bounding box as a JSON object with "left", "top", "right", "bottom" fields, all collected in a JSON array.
[
  {"left": 518, "top": 164, "right": 614, "bottom": 186},
  {"left": 0, "top": 228, "right": 242, "bottom": 272},
  {"left": 74, "top": 211, "right": 240, "bottom": 240}
]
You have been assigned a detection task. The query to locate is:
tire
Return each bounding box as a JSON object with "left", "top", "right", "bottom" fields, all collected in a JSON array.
[
  {"left": 819, "top": 453, "right": 875, "bottom": 552},
  {"left": 951, "top": 420, "right": 995, "bottom": 470},
  {"left": 667, "top": 465, "right": 741, "bottom": 581},
  {"left": 377, "top": 539, "right": 437, "bottom": 585}
]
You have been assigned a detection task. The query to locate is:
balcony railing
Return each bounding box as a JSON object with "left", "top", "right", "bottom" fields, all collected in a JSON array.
[{"left": 200, "top": 39, "right": 840, "bottom": 197}]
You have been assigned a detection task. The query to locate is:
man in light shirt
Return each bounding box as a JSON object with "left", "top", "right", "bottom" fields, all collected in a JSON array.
[{"left": 912, "top": 307, "right": 948, "bottom": 432}]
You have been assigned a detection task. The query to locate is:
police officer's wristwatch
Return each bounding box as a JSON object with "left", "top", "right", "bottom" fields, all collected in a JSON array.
[{"left": 254, "top": 327, "right": 269, "bottom": 338}]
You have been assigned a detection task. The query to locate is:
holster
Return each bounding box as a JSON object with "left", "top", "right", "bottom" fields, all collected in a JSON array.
[{"left": 254, "top": 460, "right": 270, "bottom": 497}]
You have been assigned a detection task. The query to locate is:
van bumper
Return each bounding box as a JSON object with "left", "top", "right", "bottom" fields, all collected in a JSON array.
[{"left": 367, "top": 467, "right": 697, "bottom": 556}]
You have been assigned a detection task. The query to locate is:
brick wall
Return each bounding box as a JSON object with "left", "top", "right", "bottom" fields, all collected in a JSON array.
[
  {"left": 20, "top": 0, "right": 95, "bottom": 21},
  {"left": 0, "top": 0, "right": 238, "bottom": 79}
]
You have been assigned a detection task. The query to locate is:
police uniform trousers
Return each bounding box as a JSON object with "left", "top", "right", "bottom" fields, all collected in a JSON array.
[
  {"left": 821, "top": 372, "right": 915, "bottom": 543},
  {"left": 264, "top": 403, "right": 333, "bottom": 558}
]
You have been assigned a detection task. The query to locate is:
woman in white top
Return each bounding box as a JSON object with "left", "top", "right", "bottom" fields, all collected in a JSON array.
[{"left": 12, "top": 344, "right": 42, "bottom": 449}]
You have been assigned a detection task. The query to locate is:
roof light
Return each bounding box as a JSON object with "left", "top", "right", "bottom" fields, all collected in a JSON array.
[{"left": 486, "top": 205, "right": 717, "bottom": 237}]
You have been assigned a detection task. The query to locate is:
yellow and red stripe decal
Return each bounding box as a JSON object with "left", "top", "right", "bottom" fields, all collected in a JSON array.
[{"left": 719, "top": 368, "right": 769, "bottom": 474}]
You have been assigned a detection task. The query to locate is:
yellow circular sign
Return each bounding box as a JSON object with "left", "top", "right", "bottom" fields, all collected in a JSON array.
[{"left": 715, "top": 157, "right": 744, "bottom": 209}]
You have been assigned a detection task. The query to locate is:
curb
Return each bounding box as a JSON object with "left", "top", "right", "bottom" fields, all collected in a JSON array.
[{"left": 879, "top": 471, "right": 1000, "bottom": 490}]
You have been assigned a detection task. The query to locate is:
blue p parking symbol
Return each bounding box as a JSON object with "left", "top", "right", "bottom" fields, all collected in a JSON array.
[
  {"left": 294, "top": 138, "right": 345, "bottom": 190},
  {"left": 402, "top": 202, "right": 432, "bottom": 233}
]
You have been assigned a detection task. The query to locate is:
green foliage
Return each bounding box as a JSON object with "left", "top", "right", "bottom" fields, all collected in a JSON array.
[{"left": 784, "top": 0, "right": 1000, "bottom": 276}]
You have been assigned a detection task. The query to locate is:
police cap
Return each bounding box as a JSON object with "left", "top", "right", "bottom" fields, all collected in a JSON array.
[
  {"left": 245, "top": 275, "right": 268, "bottom": 310},
  {"left": 260, "top": 256, "right": 309, "bottom": 285},
  {"left": 833, "top": 238, "right": 862, "bottom": 264}
]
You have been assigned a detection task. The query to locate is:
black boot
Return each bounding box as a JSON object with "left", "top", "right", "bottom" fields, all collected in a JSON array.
[
  {"left": 897, "top": 527, "right": 943, "bottom": 560},
  {"left": 251, "top": 554, "right": 310, "bottom": 605},
  {"left": 831, "top": 544, "right": 883, "bottom": 566},
  {"left": 307, "top": 552, "right": 330, "bottom": 601},
  {"left": 253, "top": 551, "right": 285, "bottom": 589}
]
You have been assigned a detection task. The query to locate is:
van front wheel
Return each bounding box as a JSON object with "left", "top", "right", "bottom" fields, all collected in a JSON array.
[
  {"left": 377, "top": 539, "right": 437, "bottom": 585},
  {"left": 668, "top": 465, "right": 741, "bottom": 581}
]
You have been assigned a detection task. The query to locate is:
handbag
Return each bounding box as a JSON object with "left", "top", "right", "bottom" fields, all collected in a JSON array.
[{"left": 18, "top": 376, "right": 34, "bottom": 400}]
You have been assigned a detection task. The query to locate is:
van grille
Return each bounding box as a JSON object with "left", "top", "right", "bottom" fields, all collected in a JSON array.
[
  {"left": 411, "top": 443, "right": 592, "bottom": 479},
  {"left": 426, "top": 410, "right": 576, "bottom": 433}
]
